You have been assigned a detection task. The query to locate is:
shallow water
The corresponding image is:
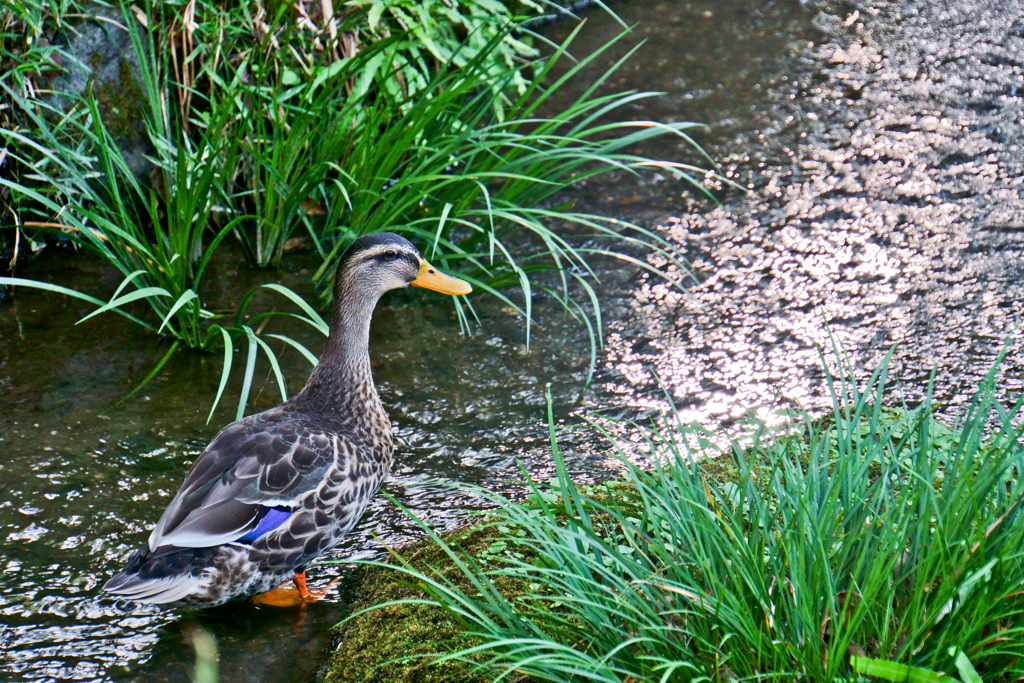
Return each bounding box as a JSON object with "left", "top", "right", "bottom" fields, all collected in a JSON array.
[
  {"left": 0, "top": 247, "right": 608, "bottom": 682},
  {"left": 551, "top": 0, "right": 1024, "bottom": 428},
  {"left": 4, "top": 0, "right": 1024, "bottom": 680}
]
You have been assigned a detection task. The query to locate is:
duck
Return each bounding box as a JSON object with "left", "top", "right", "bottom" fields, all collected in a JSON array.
[{"left": 103, "top": 232, "right": 472, "bottom": 608}]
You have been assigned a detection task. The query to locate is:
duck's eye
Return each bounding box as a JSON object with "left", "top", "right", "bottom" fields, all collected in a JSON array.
[{"left": 384, "top": 250, "right": 398, "bottom": 260}]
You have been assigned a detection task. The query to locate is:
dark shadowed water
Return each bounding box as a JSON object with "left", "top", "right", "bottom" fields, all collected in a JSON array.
[{"left": 4, "top": 0, "right": 1024, "bottom": 680}]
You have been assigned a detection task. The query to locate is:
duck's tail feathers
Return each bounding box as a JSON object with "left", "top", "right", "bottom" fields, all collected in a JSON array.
[
  {"left": 103, "top": 546, "right": 214, "bottom": 605},
  {"left": 103, "top": 571, "right": 206, "bottom": 604}
]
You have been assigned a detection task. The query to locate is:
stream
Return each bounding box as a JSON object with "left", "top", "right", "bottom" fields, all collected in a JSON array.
[{"left": 3, "top": 0, "right": 1024, "bottom": 681}]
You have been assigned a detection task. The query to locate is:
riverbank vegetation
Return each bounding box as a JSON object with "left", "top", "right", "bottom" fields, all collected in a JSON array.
[
  {"left": 330, "top": 348, "right": 1024, "bottom": 682},
  {"left": 1, "top": 0, "right": 715, "bottom": 415}
]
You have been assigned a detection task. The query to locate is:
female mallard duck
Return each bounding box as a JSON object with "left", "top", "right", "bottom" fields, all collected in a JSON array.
[{"left": 103, "top": 232, "right": 471, "bottom": 608}]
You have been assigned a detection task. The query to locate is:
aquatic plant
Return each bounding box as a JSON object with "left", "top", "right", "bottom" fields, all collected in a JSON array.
[
  {"left": 0, "top": 1, "right": 242, "bottom": 333},
  {"left": 354, "top": 346, "right": 1024, "bottom": 681},
  {"left": 2, "top": 0, "right": 718, "bottom": 416},
  {"left": 0, "top": 11, "right": 283, "bottom": 418},
  {"left": 1, "top": 0, "right": 537, "bottom": 270},
  {"left": 304, "top": 21, "right": 710, "bottom": 354},
  {"left": 211, "top": 10, "right": 711, "bottom": 332}
]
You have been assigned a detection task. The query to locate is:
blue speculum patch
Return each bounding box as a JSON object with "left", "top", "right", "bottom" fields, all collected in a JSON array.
[{"left": 239, "top": 507, "right": 293, "bottom": 543}]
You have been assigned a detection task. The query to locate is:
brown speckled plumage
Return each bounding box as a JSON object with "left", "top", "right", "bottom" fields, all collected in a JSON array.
[{"left": 103, "top": 233, "right": 463, "bottom": 608}]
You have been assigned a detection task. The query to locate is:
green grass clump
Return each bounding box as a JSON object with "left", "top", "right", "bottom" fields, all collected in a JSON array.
[
  {"left": 328, "top": 480, "right": 655, "bottom": 682},
  {"left": 358, "top": 346, "right": 1024, "bottom": 682}
]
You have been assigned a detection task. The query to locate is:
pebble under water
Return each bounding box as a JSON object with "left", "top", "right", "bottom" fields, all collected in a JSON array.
[{"left": 3, "top": 0, "right": 1024, "bottom": 681}]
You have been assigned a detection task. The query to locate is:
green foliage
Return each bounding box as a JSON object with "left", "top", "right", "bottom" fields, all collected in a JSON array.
[
  {"left": 363, "top": 347, "right": 1024, "bottom": 681},
  {"left": 0, "top": 0, "right": 72, "bottom": 91},
  {"left": 0, "top": 4, "right": 344, "bottom": 419},
  {"left": 1, "top": 0, "right": 718, "bottom": 409},
  {"left": 0, "top": 12, "right": 238, "bottom": 342},
  {"left": 302, "top": 22, "right": 709, "bottom": 353},
  {"left": 347, "top": 0, "right": 541, "bottom": 99},
  {"left": 1, "top": 0, "right": 81, "bottom": 263},
  {"left": 850, "top": 652, "right": 979, "bottom": 683}
]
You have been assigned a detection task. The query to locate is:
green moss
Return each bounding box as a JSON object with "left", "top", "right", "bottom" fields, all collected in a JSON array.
[
  {"left": 87, "top": 56, "right": 145, "bottom": 139},
  {"left": 325, "top": 524, "right": 523, "bottom": 683},
  {"left": 699, "top": 452, "right": 742, "bottom": 484}
]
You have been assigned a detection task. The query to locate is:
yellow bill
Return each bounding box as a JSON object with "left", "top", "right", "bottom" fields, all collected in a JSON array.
[{"left": 411, "top": 259, "right": 472, "bottom": 296}]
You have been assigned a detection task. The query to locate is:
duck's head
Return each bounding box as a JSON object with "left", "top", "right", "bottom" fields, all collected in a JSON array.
[{"left": 334, "top": 232, "right": 472, "bottom": 305}]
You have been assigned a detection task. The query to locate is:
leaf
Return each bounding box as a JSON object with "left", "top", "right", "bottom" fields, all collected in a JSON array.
[
  {"left": 265, "top": 334, "right": 320, "bottom": 367},
  {"left": 949, "top": 648, "right": 983, "bottom": 683},
  {"left": 935, "top": 558, "right": 998, "bottom": 624},
  {"left": 310, "top": 58, "right": 350, "bottom": 95},
  {"left": 352, "top": 51, "right": 387, "bottom": 99},
  {"left": 0, "top": 276, "right": 155, "bottom": 331},
  {"left": 645, "top": 582, "right": 702, "bottom": 602},
  {"left": 207, "top": 326, "right": 234, "bottom": 425},
  {"left": 0, "top": 276, "right": 106, "bottom": 307},
  {"left": 157, "top": 289, "right": 199, "bottom": 334},
  {"left": 253, "top": 335, "right": 288, "bottom": 403},
  {"left": 261, "top": 283, "right": 329, "bottom": 334},
  {"left": 431, "top": 202, "right": 453, "bottom": 258},
  {"left": 367, "top": 1, "right": 385, "bottom": 29},
  {"left": 109, "top": 270, "right": 150, "bottom": 301},
  {"left": 850, "top": 656, "right": 961, "bottom": 683},
  {"left": 236, "top": 326, "right": 259, "bottom": 421},
  {"left": 77, "top": 287, "right": 171, "bottom": 324}
]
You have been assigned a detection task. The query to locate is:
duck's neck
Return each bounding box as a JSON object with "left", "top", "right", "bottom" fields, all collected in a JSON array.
[{"left": 296, "top": 287, "right": 380, "bottom": 414}]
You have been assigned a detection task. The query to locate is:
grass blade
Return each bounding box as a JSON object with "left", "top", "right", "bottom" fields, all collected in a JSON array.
[{"left": 206, "top": 326, "right": 234, "bottom": 424}]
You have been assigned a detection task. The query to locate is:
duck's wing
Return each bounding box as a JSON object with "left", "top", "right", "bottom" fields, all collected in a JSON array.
[{"left": 146, "top": 408, "right": 340, "bottom": 555}]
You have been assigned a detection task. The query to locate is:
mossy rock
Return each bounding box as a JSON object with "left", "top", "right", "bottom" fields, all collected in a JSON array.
[
  {"left": 325, "top": 524, "right": 510, "bottom": 683},
  {"left": 323, "top": 479, "right": 653, "bottom": 683},
  {"left": 48, "top": 2, "right": 152, "bottom": 178}
]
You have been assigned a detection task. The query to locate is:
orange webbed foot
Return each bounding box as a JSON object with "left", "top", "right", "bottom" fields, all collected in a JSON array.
[{"left": 251, "top": 572, "right": 337, "bottom": 607}]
